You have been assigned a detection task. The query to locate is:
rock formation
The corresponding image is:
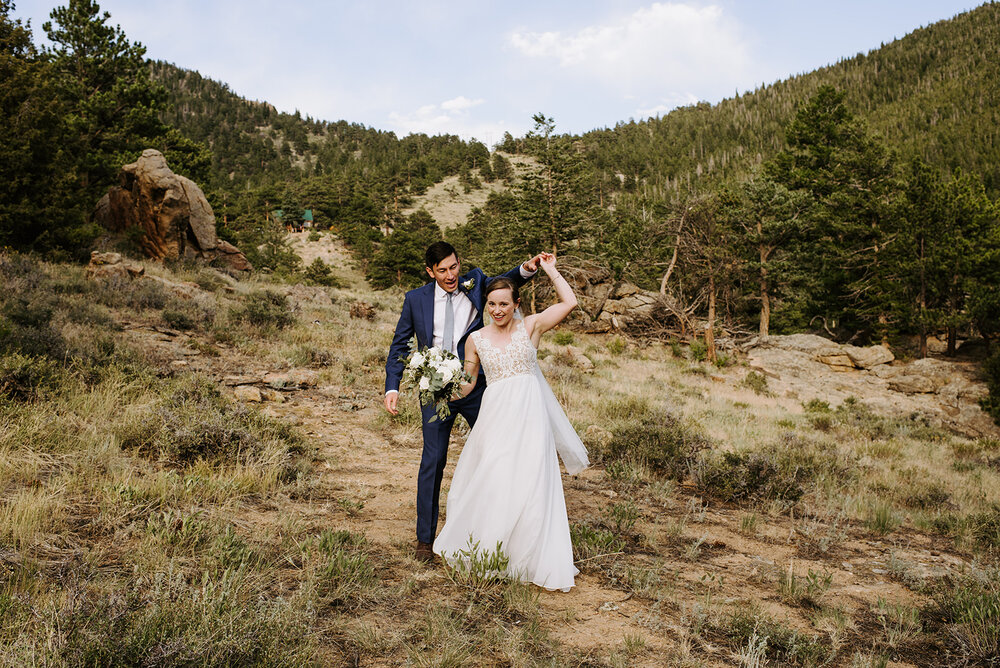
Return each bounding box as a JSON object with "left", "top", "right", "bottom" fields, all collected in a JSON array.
[
  {"left": 93, "top": 149, "right": 251, "bottom": 272},
  {"left": 85, "top": 251, "right": 144, "bottom": 280},
  {"left": 744, "top": 334, "right": 996, "bottom": 438}
]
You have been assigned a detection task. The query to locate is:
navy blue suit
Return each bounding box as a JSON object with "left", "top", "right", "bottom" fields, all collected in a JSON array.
[{"left": 386, "top": 264, "right": 531, "bottom": 544}]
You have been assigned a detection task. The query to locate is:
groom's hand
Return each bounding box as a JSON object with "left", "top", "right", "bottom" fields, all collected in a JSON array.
[
  {"left": 384, "top": 391, "right": 399, "bottom": 415},
  {"left": 522, "top": 253, "right": 544, "bottom": 273}
]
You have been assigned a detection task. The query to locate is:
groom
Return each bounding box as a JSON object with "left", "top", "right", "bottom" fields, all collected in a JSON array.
[{"left": 385, "top": 241, "right": 541, "bottom": 563}]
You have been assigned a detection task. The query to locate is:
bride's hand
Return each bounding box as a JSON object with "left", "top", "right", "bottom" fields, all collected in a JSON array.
[{"left": 539, "top": 252, "right": 556, "bottom": 269}]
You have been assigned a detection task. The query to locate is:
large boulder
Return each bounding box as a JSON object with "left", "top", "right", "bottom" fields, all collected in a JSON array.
[
  {"left": 93, "top": 150, "right": 251, "bottom": 272},
  {"left": 881, "top": 358, "right": 956, "bottom": 394},
  {"left": 843, "top": 344, "right": 895, "bottom": 369}
]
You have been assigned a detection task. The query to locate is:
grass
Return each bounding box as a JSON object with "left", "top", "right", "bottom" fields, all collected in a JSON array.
[{"left": 4, "top": 247, "right": 1000, "bottom": 665}]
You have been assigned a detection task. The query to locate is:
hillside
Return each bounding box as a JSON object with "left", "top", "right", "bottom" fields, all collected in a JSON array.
[
  {"left": 571, "top": 3, "right": 1000, "bottom": 197},
  {"left": 150, "top": 61, "right": 491, "bottom": 196},
  {"left": 3, "top": 240, "right": 999, "bottom": 665}
]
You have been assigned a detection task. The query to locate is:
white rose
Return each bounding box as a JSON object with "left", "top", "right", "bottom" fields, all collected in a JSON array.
[
  {"left": 419, "top": 376, "right": 430, "bottom": 390},
  {"left": 440, "top": 368, "right": 454, "bottom": 384},
  {"left": 409, "top": 352, "right": 425, "bottom": 368}
]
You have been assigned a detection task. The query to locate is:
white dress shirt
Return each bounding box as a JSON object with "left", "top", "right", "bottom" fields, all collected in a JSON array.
[{"left": 433, "top": 282, "right": 476, "bottom": 356}]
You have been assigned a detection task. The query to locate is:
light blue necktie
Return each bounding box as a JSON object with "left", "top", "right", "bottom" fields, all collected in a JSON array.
[{"left": 442, "top": 291, "right": 455, "bottom": 354}]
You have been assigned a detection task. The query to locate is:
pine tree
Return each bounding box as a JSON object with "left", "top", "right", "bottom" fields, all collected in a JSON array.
[
  {"left": 729, "top": 178, "right": 810, "bottom": 337},
  {"left": 43, "top": 0, "right": 173, "bottom": 201},
  {"left": 0, "top": 1, "right": 82, "bottom": 254},
  {"left": 368, "top": 209, "right": 442, "bottom": 289},
  {"left": 767, "top": 86, "right": 898, "bottom": 341}
]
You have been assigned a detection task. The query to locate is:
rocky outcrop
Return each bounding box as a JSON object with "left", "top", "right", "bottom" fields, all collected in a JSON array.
[
  {"left": 86, "top": 251, "right": 144, "bottom": 280},
  {"left": 745, "top": 334, "right": 996, "bottom": 438},
  {"left": 93, "top": 149, "right": 251, "bottom": 272},
  {"left": 747, "top": 334, "right": 895, "bottom": 371}
]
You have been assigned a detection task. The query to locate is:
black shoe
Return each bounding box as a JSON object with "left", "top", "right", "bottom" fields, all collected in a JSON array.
[{"left": 415, "top": 541, "right": 436, "bottom": 564}]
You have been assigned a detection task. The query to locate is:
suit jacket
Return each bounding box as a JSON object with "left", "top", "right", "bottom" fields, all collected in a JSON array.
[{"left": 385, "top": 264, "right": 530, "bottom": 394}]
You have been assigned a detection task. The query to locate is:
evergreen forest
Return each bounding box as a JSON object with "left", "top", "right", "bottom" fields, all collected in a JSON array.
[{"left": 2, "top": 0, "right": 999, "bottom": 411}]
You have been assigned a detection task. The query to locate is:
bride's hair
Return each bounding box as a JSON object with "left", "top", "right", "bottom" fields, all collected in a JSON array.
[{"left": 484, "top": 277, "right": 520, "bottom": 303}]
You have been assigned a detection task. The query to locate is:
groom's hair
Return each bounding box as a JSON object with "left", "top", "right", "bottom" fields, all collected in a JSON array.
[
  {"left": 425, "top": 241, "right": 457, "bottom": 268},
  {"left": 485, "top": 277, "right": 520, "bottom": 303}
]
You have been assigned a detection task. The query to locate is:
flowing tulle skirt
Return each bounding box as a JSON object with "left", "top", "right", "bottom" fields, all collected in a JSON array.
[{"left": 433, "top": 373, "right": 578, "bottom": 591}]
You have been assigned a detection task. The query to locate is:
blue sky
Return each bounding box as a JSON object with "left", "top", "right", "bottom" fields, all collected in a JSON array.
[{"left": 11, "top": 1, "right": 986, "bottom": 145}]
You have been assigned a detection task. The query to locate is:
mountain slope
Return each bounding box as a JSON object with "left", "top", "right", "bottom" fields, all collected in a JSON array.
[{"left": 574, "top": 2, "right": 1000, "bottom": 196}]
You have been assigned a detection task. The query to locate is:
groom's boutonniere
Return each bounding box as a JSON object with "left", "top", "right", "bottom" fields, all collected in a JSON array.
[{"left": 461, "top": 278, "right": 475, "bottom": 291}]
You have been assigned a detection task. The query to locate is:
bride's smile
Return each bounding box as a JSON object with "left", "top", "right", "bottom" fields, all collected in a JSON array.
[{"left": 487, "top": 289, "right": 518, "bottom": 327}]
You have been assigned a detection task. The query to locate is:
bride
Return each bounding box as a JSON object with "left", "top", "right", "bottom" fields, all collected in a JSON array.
[{"left": 433, "top": 252, "right": 589, "bottom": 591}]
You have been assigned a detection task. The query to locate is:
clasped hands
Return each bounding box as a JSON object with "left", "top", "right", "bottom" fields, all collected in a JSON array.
[{"left": 522, "top": 251, "right": 557, "bottom": 273}]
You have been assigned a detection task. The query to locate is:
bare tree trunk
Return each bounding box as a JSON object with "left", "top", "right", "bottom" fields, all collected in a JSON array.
[
  {"left": 660, "top": 243, "right": 680, "bottom": 296},
  {"left": 660, "top": 211, "right": 686, "bottom": 296},
  {"left": 706, "top": 273, "right": 717, "bottom": 362},
  {"left": 759, "top": 239, "right": 771, "bottom": 338},
  {"left": 947, "top": 275, "right": 959, "bottom": 356},
  {"left": 919, "top": 236, "right": 928, "bottom": 358}
]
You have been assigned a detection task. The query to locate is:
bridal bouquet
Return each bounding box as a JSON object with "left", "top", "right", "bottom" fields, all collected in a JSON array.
[{"left": 400, "top": 336, "right": 472, "bottom": 422}]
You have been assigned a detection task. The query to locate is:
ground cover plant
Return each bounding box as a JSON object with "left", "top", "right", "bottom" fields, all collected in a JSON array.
[{"left": 2, "top": 244, "right": 999, "bottom": 666}]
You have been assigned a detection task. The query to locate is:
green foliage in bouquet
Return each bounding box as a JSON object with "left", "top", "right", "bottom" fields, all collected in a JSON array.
[{"left": 400, "top": 336, "right": 472, "bottom": 422}]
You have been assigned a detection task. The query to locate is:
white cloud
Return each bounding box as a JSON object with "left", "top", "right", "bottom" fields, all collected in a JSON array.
[
  {"left": 509, "top": 2, "right": 753, "bottom": 105},
  {"left": 387, "top": 97, "right": 518, "bottom": 145},
  {"left": 441, "top": 96, "right": 485, "bottom": 112},
  {"left": 636, "top": 92, "right": 701, "bottom": 118}
]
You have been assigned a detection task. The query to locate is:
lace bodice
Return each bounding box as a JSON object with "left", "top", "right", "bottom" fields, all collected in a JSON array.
[{"left": 472, "top": 321, "right": 537, "bottom": 384}]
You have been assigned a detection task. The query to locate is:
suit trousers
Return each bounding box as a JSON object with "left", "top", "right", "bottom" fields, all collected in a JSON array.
[{"left": 416, "top": 379, "right": 485, "bottom": 545}]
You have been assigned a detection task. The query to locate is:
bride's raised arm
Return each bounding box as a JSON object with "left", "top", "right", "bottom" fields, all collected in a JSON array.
[{"left": 525, "top": 252, "right": 577, "bottom": 346}]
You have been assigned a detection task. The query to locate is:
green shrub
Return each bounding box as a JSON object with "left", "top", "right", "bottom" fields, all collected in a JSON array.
[
  {"left": 968, "top": 507, "right": 1000, "bottom": 549},
  {"left": 689, "top": 339, "right": 708, "bottom": 362},
  {"left": 552, "top": 330, "right": 574, "bottom": 345},
  {"left": 307, "top": 231, "right": 321, "bottom": 242},
  {"left": 0, "top": 294, "right": 66, "bottom": 358},
  {"left": 602, "top": 405, "right": 710, "bottom": 481},
  {"left": 595, "top": 396, "right": 656, "bottom": 422},
  {"left": 901, "top": 481, "right": 950, "bottom": 509},
  {"left": 694, "top": 446, "right": 818, "bottom": 504},
  {"left": 803, "top": 399, "right": 832, "bottom": 413},
  {"left": 865, "top": 500, "right": 901, "bottom": 536},
  {"left": 91, "top": 275, "right": 169, "bottom": 310},
  {"left": 116, "top": 375, "right": 306, "bottom": 467},
  {"left": 318, "top": 529, "right": 367, "bottom": 554},
  {"left": 43, "top": 570, "right": 315, "bottom": 665},
  {"left": 935, "top": 569, "right": 1000, "bottom": 665},
  {"left": 192, "top": 269, "right": 229, "bottom": 292},
  {"left": 162, "top": 308, "right": 195, "bottom": 330},
  {"left": 606, "top": 335, "right": 625, "bottom": 355},
  {"left": 302, "top": 257, "right": 340, "bottom": 287},
  {"left": 570, "top": 523, "right": 625, "bottom": 564},
  {"left": 0, "top": 353, "right": 63, "bottom": 401},
  {"left": 230, "top": 290, "right": 295, "bottom": 330},
  {"left": 723, "top": 606, "right": 829, "bottom": 665},
  {"left": 742, "top": 370, "right": 772, "bottom": 396},
  {"left": 161, "top": 297, "right": 211, "bottom": 332},
  {"left": 603, "top": 500, "right": 640, "bottom": 533},
  {"left": 319, "top": 548, "right": 377, "bottom": 610}
]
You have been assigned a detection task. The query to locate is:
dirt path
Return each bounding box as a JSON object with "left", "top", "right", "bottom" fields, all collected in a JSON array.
[{"left": 129, "top": 234, "right": 981, "bottom": 664}]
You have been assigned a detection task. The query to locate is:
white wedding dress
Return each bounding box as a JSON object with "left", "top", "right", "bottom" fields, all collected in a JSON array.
[{"left": 433, "top": 319, "right": 589, "bottom": 592}]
